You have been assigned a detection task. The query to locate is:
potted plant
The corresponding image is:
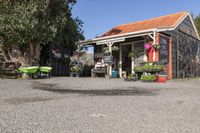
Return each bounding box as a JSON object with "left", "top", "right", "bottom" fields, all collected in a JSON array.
[
  {"left": 153, "top": 43, "right": 160, "bottom": 50},
  {"left": 134, "top": 66, "right": 142, "bottom": 72},
  {"left": 103, "top": 46, "right": 119, "bottom": 55},
  {"left": 128, "top": 50, "right": 137, "bottom": 59},
  {"left": 124, "top": 74, "right": 137, "bottom": 81},
  {"left": 152, "top": 65, "right": 164, "bottom": 72},
  {"left": 140, "top": 74, "right": 157, "bottom": 82},
  {"left": 70, "top": 66, "right": 81, "bottom": 77}
]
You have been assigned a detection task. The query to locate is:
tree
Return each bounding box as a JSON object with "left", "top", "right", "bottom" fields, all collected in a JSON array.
[
  {"left": 0, "top": 0, "right": 84, "bottom": 65},
  {"left": 194, "top": 14, "right": 200, "bottom": 36}
]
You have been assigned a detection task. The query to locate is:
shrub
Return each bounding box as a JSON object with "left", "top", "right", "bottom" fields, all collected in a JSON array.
[
  {"left": 134, "top": 62, "right": 164, "bottom": 73},
  {"left": 70, "top": 66, "right": 81, "bottom": 73},
  {"left": 134, "top": 66, "right": 142, "bottom": 72},
  {"left": 141, "top": 74, "right": 157, "bottom": 82},
  {"left": 153, "top": 44, "right": 160, "bottom": 50}
]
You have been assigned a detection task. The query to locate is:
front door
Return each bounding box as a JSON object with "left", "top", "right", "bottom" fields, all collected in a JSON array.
[{"left": 121, "top": 44, "right": 132, "bottom": 74}]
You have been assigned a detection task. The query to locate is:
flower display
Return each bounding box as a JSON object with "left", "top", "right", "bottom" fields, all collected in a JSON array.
[{"left": 144, "top": 43, "right": 151, "bottom": 50}]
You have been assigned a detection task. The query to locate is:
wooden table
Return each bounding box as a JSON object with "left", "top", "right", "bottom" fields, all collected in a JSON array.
[{"left": 91, "top": 68, "right": 107, "bottom": 77}]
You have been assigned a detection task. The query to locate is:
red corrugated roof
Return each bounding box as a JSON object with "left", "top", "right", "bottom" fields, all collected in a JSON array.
[{"left": 102, "top": 11, "right": 188, "bottom": 37}]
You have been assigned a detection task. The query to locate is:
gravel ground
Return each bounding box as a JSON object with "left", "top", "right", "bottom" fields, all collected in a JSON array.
[{"left": 0, "top": 77, "right": 200, "bottom": 133}]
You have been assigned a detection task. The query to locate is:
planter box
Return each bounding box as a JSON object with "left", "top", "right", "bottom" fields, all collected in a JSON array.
[
  {"left": 156, "top": 75, "right": 167, "bottom": 83},
  {"left": 124, "top": 77, "right": 137, "bottom": 81},
  {"left": 70, "top": 72, "right": 80, "bottom": 77}
]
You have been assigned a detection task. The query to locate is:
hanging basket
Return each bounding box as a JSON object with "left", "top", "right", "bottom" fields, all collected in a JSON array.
[
  {"left": 144, "top": 43, "right": 151, "bottom": 50},
  {"left": 153, "top": 43, "right": 160, "bottom": 50}
]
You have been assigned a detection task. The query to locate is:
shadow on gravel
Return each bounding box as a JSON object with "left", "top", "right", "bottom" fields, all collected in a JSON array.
[{"left": 32, "top": 82, "right": 158, "bottom": 96}]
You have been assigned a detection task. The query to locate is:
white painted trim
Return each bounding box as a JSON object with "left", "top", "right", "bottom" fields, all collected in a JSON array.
[
  {"left": 119, "top": 45, "right": 122, "bottom": 78},
  {"left": 188, "top": 13, "right": 200, "bottom": 40},
  {"left": 148, "top": 34, "right": 154, "bottom": 40},
  {"left": 131, "top": 44, "right": 134, "bottom": 74},
  {"left": 173, "top": 13, "right": 189, "bottom": 30},
  {"left": 92, "top": 29, "right": 156, "bottom": 42},
  {"left": 153, "top": 30, "right": 156, "bottom": 61},
  {"left": 96, "top": 37, "right": 125, "bottom": 45}
]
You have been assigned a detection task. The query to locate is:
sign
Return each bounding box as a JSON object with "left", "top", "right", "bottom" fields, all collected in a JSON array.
[
  {"left": 96, "top": 37, "right": 125, "bottom": 45},
  {"left": 104, "top": 55, "right": 113, "bottom": 63}
]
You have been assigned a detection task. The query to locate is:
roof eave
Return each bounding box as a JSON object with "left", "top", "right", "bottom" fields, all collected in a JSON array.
[{"left": 77, "top": 28, "right": 157, "bottom": 45}]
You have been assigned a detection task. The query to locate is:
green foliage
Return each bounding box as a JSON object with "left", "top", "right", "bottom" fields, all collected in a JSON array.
[
  {"left": 127, "top": 74, "right": 136, "bottom": 80},
  {"left": 103, "top": 46, "right": 119, "bottom": 55},
  {"left": 141, "top": 74, "right": 157, "bottom": 82},
  {"left": 134, "top": 66, "right": 142, "bottom": 72},
  {"left": 134, "top": 62, "right": 164, "bottom": 72},
  {"left": 152, "top": 44, "right": 160, "bottom": 50},
  {"left": 128, "top": 50, "right": 137, "bottom": 59},
  {"left": 70, "top": 66, "right": 81, "bottom": 73},
  {"left": 0, "top": 0, "right": 84, "bottom": 54},
  {"left": 194, "top": 14, "right": 200, "bottom": 36}
]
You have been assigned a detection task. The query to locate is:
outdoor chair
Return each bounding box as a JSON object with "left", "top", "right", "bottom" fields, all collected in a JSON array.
[
  {"left": 0, "top": 62, "right": 21, "bottom": 79},
  {"left": 0, "top": 62, "right": 5, "bottom": 79}
]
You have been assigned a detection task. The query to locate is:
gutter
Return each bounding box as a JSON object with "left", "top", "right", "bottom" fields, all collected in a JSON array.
[
  {"left": 76, "top": 29, "right": 158, "bottom": 45},
  {"left": 76, "top": 27, "right": 186, "bottom": 46}
]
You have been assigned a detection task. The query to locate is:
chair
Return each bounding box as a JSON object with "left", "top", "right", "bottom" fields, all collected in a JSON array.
[
  {"left": 1, "top": 62, "right": 20, "bottom": 79},
  {"left": 0, "top": 62, "right": 5, "bottom": 79}
]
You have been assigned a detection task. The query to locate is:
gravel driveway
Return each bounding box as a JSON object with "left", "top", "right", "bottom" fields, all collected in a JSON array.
[{"left": 0, "top": 77, "right": 200, "bottom": 133}]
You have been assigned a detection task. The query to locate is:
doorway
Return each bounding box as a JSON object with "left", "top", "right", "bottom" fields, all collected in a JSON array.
[{"left": 121, "top": 44, "right": 132, "bottom": 74}]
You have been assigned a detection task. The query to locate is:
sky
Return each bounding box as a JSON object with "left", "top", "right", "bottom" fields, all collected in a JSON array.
[{"left": 72, "top": 0, "right": 200, "bottom": 40}]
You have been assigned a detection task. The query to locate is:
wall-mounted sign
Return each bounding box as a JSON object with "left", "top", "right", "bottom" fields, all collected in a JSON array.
[
  {"left": 104, "top": 55, "right": 113, "bottom": 63},
  {"left": 96, "top": 37, "right": 125, "bottom": 45}
]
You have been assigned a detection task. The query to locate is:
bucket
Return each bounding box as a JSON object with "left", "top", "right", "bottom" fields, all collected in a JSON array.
[{"left": 112, "top": 71, "right": 118, "bottom": 78}]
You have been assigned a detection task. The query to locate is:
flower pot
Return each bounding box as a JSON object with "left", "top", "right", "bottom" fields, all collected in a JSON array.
[{"left": 156, "top": 75, "right": 167, "bottom": 83}]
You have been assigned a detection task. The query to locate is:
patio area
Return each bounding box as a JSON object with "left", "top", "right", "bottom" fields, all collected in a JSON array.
[{"left": 0, "top": 77, "right": 200, "bottom": 132}]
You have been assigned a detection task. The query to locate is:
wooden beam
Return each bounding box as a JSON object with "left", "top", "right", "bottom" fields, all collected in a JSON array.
[{"left": 168, "top": 37, "right": 173, "bottom": 80}]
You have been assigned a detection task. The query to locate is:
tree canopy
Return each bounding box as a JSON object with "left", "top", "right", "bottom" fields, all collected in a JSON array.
[
  {"left": 194, "top": 14, "right": 200, "bottom": 36},
  {"left": 0, "top": 0, "right": 84, "bottom": 64}
]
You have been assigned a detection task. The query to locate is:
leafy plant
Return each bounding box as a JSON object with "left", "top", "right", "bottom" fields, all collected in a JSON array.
[
  {"left": 0, "top": 0, "right": 84, "bottom": 65},
  {"left": 153, "top": 44, "right": 160, "bottom": 50},
  {"left": 194, "top": 14, "right": 200, "bottom": 36},
  {"left": 70, "top": 66, "right": 81, "bottom": 73},
  {"left": 103, "top": 46, "right": 119, "bottom": 55},
  {"left": 127, "top": 74, "right": 136, "bottom": 79},
  {"left": 128, "top": 50, "right": 137, "bottom": 59},
  {"left": 134, "top": 66, "right": 142, "bottom": 72},
  {"left": 141, "top": 74, "right": 157, "bottom": 82},
  {"left": 125, "top": 73, "right": 137, "bottom": 81},
  {"left": 134, "top": 62, "right": 164, "bottom": 73},
  {"left": 152, "top": 65, "right": 164, "bottom": 72}
]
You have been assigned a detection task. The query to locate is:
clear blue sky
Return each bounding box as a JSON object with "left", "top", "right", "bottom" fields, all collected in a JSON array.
[{"left": 72, "top": 0, "right": 200, "bottom": 40}]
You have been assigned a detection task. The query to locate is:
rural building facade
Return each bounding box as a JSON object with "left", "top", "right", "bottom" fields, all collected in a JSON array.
[{"left": 77, "top": 11, "right": 200, "bottom": 79}]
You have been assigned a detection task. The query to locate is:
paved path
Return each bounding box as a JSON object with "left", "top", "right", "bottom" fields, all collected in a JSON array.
[{"left": 0, "top": 77, "right": 200, "bottom": 133}]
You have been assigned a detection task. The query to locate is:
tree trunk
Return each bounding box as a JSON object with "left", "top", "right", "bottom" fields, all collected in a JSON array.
[{"left": 1, "top": 42, "right": 41, "bottom": 67}]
